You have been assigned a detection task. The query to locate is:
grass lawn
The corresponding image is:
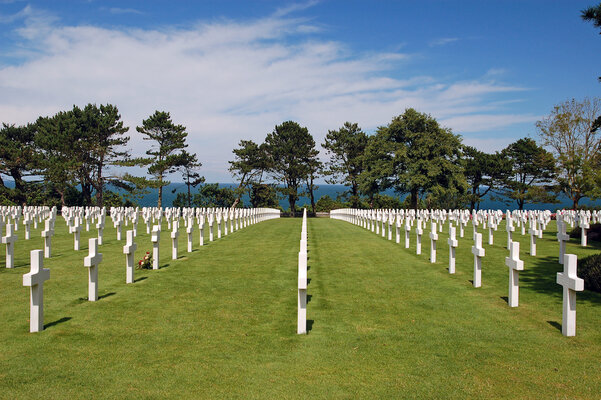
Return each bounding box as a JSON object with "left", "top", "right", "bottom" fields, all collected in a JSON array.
[{"left": 0, "top": 216, "right": 600, "bottom": 399}]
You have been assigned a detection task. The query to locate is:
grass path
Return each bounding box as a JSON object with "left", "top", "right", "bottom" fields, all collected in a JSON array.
[{"left": 0, "top": 217, "right": 600, "bottom": 399}]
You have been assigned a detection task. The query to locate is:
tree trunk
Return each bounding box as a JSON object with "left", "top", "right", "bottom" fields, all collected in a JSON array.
[
  {"left": 410, "top": 189, "right": 418, "bottom": 210},
  {"left": 307, "top": 177, "right": 316, "bottom": 214},
  {"left": 231, "top": 174, "right": 247, "bottom": 209},
  {"left": 158, "top": 176, "right": 163, "bottom": 209},
  {"left": 187, "top": 179, "right": 191, "bottom": 207},
  {"left": 95, "top": 164, "right": 103, "bottom": 207},
  {"left": 10, "top": 169, "right": 26, "bottom": 206}
]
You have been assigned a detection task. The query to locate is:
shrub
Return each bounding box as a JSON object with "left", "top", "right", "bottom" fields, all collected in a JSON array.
[
  {"left": 578, "top": 253, "right": 601, "bottom": 294},
  {"left": 569, "top": 223, "right": 601, "bottom": 242}
]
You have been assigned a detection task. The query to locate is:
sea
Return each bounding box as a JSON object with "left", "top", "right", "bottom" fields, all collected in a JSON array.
[
  {"left": 4, "top": 180, "right": 599, "bottom": 210},
  {"left": 137, "top": 183, "right": 601, "bottom": 211}
]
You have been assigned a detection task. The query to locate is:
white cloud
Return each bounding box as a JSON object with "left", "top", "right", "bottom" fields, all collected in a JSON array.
[
  {"left": 107, "top": 8, "right": 144, "bottom": 15},
  {"left": 429, "top": 37, "right": 458, "bottom": 47},
  {"left": 0, "top": 7, "right": 535, "bottom": 181}
]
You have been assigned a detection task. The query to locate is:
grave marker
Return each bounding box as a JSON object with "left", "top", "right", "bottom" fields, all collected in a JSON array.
[
  {"left": 123, "top": 230, "right": 137, "bottom": 284},
  {"left": 151, "top": 226, "right": 160, "bottom": 269},
  {"left": 3, "top": 224, "right": 17, "bottom": 268},
  {"left": 23, "top": 250, "right": 50, "bottom": 333},
  {"left": 448, "top": 225, "right": 458, "bottom": 274},
  {"left": 83, "top": 238, "right": 102, "bottom": 301},
  {"left": 505, "top": 241, "right": 524, "bottom": 307},
  {"left": 557, "top": 254, "right": 584, "bottom": 336},
  {"left": 471, "top": 232, "right": 485, "bottom": 288}
]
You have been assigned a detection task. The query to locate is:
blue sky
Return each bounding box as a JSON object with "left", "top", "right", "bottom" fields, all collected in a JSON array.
[{"left": 0, "top": 0, "right": 599, "bottom": 182}]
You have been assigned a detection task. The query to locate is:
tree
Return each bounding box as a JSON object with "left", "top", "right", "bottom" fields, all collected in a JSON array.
[
  {"left": 304, "top": 155, "right": 322, "bottom": 214},
  {"left": 264, "top": 121, "right": 319, "bottom": 215},
  {"left": 35, "top": 109, "right": 85, "bottom": 206},
  {"left": 501, "top": 138, "right": 557, "bottom": 210},
  {"left": 582, "top": 3, "right": 601, "bottom": 128},
  {"left": 135, "top": 111, "right": 188, "bottom": 208},
  {"left": 365, "top": 108, "right": 466, "bottom": 209},
  {"left": 178, "top": 151, "right": 204, "bottom": 207},
  {"left": 250, "top": 183, "right": 278, "bottom": 208},
  {"left": 322, "top": 122, "right": 368, "bottom": 207},
  {"left": 81, "top": 104, "right": 130, "bottom": 207},
  {"left": 582, "top": 3, "right": 601, "bottom": 33},
  {"left": 195, "top": 184, "right": 237, "bottom": 208},
  {"left": 463, "top": 145, "right": 512, "bottom": 211},
  {"left": 228, "top": 140, "right": 269, "bottom": 208},
  {"left": 0, "top": 123, "right": 37, "bottom": 205},
  {"left": 536, "top": 98, "right": 601, "bottom": 208},
  {"left": 34, "top": 104, "right": 130, "bottom": 207},
  {"left": 356, "top": 134, "right": 392, "bottom": 208}
]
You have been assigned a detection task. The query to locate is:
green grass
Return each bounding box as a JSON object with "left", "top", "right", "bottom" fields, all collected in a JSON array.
[{"left": 0, "top": 216, "right": 600, "bottom": 399}]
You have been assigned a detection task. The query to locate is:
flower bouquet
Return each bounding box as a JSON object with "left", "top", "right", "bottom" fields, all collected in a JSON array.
[{"left": 137, "top": 251, "right": 152, "bottom": 269}]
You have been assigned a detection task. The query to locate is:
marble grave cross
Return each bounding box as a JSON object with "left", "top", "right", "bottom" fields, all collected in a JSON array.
[
  {"left": 83, "top": 238, "right": 102, "bottom": 301},
  {"left": 23, "top": 250, "right": 50, "bottom": 332}
]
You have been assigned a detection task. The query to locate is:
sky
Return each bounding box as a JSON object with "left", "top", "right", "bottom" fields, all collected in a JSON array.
[{"left": 0, "top": 0, "right": 600, "bottom": 183}]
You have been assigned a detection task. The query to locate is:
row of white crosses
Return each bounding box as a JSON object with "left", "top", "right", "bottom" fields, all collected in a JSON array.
[
  {"left": 298, "top": 209, "right": 308, "bottom": 335},
  {"left": 331, "top": 207, "right": 587, "bottom": 337},
  {"left": 20, "top": 206, "right": 280, "bottom": 332}
]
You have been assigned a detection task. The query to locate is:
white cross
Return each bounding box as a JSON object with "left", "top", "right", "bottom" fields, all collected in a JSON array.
[
  {"left": 415, "top": 219, "right": 423, "bottom": 255},
  {"left": 41, "top": 219, "right": 54, "bottom": 258},
  {"left": 83, "top": 238, "right": 102, "bottom": 301},
  {"left": 579, "top": 216, "right": 590, "bottom": 247},
  {"left": 151, "top": 225, "right": 160, "bottom": 270},
  {"left": 471, "top": 232, "right": 485, "bottom": 288},
  {"left": 506, "top": 213, "right": 515, "bottom": 249},
  {"left": 429, "top": 222, "right": 438, "bottom": 263},
  {"left": 171, "top": 220, "right": 179, "bottom": 260},
  {"left": 186, "top": 218, "right": 194, "bottom": 252},
  {"left": 557, "top": 216, "right": 570, "bottom": 265},
  {"left": 557, "top": 254, "right": 584, "bottom": 336},
  {"left": 447, "top": 225, "right": 458, "bottom": 274},
  {"left": 123, "top": 230, "right": 137, "bottom": 284},
  {"left": 298, "top": 244, "right": 308, "bottom": 334},
  {"left": 208, "top": 213, "right": 215, "bottom": 242},
  {"left": 488, "top": 215, "right": 495, "bottom": 245},
  {"left": 96, "top": 214, "right": 105, "bottom": 246},
  {"left": 23, "top": 216, "right": 32, "bottom": 240},
  {"left": 3, "top": 223, "right": 18, "bottom": 269},
  {"left": 72, "top": 218, "right": 82, "bottom": 251},
  {"left": 114, "top": 216, "right": 123, "bottom": 241},
  {"left": 505, "top": 241, "right": 524, "bottom": 307},
  {"left": 23, "top": 250, "right": 50, "bottom": 332},
  {"left": 529, "top": 222, "right": 540, "bottom": 256}
]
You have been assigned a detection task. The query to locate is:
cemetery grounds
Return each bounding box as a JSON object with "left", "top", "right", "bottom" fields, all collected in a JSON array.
[{"left": 0, "top": 217, "right": 600, "bottom": 399}]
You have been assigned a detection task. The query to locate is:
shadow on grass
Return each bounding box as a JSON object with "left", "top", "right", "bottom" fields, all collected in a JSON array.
[
  {"left": 522, "top": 255, "right": 601, "bottom": 305},
  {"left": 134, "top": 276, "right": 148, "bottom": 283},
  {"left": 98, "top": 292, "right": 116, "bottom": 300},
  {"left": 307, "top": 294, "right": 312, "bottom": 303},
  {"left": 547, "top": 320, "right": 562, "bottom": 332},
  {"left": 307, "top": 278, "right": 311, "bottom": 286},
  {"left": 45, "top": 317, "right": 72, "bottom": 329},
  {"left": 160, "top": 263, "right": 170, "bottom": 269},
  {"left": 500, "top": 296, "right": 508, "bottom": 304},
  {"left": 307, "top": 319, "right": 314, "bottom": 333}
]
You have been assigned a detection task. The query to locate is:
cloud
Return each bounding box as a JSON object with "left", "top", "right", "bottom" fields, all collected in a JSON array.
[
  {"left": 107, "top": 8, "right": 144, "bottom": 15},
  {"left": 272, "top": 0, "right": 320, "bottom": 18},
  {"left": 0, "top": 7, "right": 534, "bottom": 181},
  {"left": 429, "top": 37, "right": 458, "bottom": 47}
]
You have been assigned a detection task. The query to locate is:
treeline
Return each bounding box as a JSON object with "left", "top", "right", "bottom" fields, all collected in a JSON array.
[
  {"left": 0, "top": 104, "right": 201, "bottom": 208},
  {"left": 230, "top": 98, "right": 601, "bottom": 212},
  {"left": 2, "top": 97, "right": 600, "bottom": 212}
]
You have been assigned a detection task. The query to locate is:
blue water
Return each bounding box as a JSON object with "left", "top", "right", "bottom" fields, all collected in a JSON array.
[
  {"left": 4, "top": 180, "right": 599, "bottom": 210},
  {"left": 139, "top": 183, "right": 600, "bottom": 211}
]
